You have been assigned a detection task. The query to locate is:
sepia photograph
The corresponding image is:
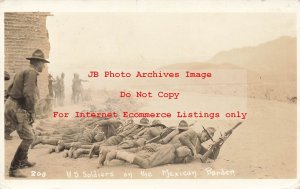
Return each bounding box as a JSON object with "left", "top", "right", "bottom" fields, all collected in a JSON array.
[{"left": 0, "top": 1, "right": 299, "bottom": 189}]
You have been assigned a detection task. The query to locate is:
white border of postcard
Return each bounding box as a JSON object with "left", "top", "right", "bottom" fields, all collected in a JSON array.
[{"left": 0, "top": 0, "right": 299, "bottom": 189}]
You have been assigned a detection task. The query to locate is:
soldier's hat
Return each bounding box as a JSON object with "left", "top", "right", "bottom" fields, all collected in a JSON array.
[
  {"left": 137, "top": 118, "right": 150, "bottom": 127},
  {"left": 151, "top": 119, "right": 167, "bottom": 128},
  {"left": 178, "top": 120, "right": 189, "bottom": 130},
  {"left": 94, "top": 131, "right": 105, "bottom": 142},
  {"left": 126, "top": 118, "right": 134, "bottom": 125},
  {"left": 204, "top": 127, "right": 216, "bottom": 137},
  {"left": 26, "top": 49, "right": 50, "bottom": 63}
]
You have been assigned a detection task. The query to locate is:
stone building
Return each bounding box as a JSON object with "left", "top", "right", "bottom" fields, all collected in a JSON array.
[{"left": 4, "top": 12, "right": 51, "bottom": 98}]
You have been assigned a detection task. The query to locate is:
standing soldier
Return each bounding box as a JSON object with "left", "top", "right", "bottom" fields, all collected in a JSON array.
[
  {"left": 5, "top": 49, "right": 50, "bottom": 177},
  {"left": 59, "top": 72, "right": 65, "bottom": 106},
  {"left": 72, "top": 73, "right": 88, "bottom": 104},
  {"left": 53, "top": 75, "right": 60, "bottom": 106},
  {"left": 48, "top": 74, "right": 55, "bottom": 97}
]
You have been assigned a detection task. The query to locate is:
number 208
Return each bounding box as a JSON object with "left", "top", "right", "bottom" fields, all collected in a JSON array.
[{"left": 31, "top": 171, "right": 46, "bottom": 177}]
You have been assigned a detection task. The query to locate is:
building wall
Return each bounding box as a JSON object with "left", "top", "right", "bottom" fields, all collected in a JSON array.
[{"left": 5, "top": 12, "right": 51, "bottom": 98}]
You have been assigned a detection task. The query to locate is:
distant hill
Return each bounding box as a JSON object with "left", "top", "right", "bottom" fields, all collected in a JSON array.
[
  {"left": 209, "top": 36, "right": 296, "bottom": 81},
  {"left": 161, "top": 36, "right": 296, "bottom": 82},
  {"left": 157, "top": 36, "right": 297, "bottom": 102}
]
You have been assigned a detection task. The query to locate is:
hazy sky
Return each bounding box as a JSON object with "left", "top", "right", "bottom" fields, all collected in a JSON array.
[{"left": 46, "top": 12, "right": 295, "bottom": 89}]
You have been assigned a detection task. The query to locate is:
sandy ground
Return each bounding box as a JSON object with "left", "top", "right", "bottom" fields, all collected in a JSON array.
[{"left": 4, "top": 94, "right": 297, "bottom": 179}]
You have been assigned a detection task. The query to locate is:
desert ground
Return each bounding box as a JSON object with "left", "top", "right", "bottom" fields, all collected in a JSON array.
[{"left": 4, "top": 91, "right": 297, "bottom": 179}]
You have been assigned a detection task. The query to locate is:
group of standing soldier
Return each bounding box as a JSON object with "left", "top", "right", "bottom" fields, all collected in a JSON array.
[
  {"left": 48, "top": 72, "right": 88, "bottom": 106},
  {"left": 48, "top": 72, "right": 65, "bottom": 107}
]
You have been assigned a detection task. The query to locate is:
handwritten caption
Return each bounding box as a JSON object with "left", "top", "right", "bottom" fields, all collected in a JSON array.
[{"left": 64, "top": 168, "right": 235, "bottom": 179}]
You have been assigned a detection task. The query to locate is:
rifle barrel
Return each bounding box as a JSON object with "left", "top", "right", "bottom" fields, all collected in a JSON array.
[
  {"left": 231, "top": 122, "right": 242, "bottom": 130},
  {"left": 225, "top": 122, "right": 242, "bottom": 135}
]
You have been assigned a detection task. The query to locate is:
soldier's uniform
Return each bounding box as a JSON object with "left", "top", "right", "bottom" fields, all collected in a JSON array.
[
  {"left": 118, "top": 120, "right": 166, "bottom": 149},
  {"left": 102, "top": 120, "right": 167, "bottom": 166},
  {"left": 115, "top": 121, "right": 216, "bottom": 168},
  {"left": 31, "top": 118, "right": 104, "bottom": 148},
  {"left": 95, "top": 119, "right": 123, "bottom": 139},
  {"left": 5, "top": 49, "right": 49, "bottom": 177},
  {"left": 101, "top": 118, "right": 148, "bottom": 147},
  {"left": 66, "top": 119, "right": 126, "bottom": 156},
  {"left": 58, "top": 73, "right": 65, "bottom": 106},
  {"left": 31, "top": 127, "right": 104, "bottom": 149},
  {"left": 87, "top": 118, "right": 149, "bottom": 163},
  {"left": 72, "top": 73, "right": 87, "bottom": 104},
  {"left": 48, "top": 74, "right": 54, "bottom": 97}
]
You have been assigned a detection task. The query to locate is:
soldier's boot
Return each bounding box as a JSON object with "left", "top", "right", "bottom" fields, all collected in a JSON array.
[
  {"left": 132, "top": 156, "right": 150, "bottom": 169},
  {"left": 73, "top": 149, "right": 89, "bottom": 159},
  {"left": 19, "top": 159, "right": 36, "bottom": 169},
  {"left": 9, "top": 139, "right": 32, "bottom": 177},
  {"left": 98, "top": 149, "right": 109, "bottom": 168},
  {"left": 55, "top": 145, "right": 65, "bottom": 153},
  {"left": 68, "top": 147, "right": 76, "bottom": 158},
  {"left": 103, "top": 150, "right": 117, "bottom": 165},
  {"left": 55, "top": 141, "right": 65, "bottom": 153},
  {"left": 48, "top": 147, "right": 55, "bottom": 154},
  {"left": 88, "top": 144, "right": 100, "bottom": 158},
  {"left": 30, "top": 137, "right": 42, "bottom": 149},
  {"left": 9, "top": 169, "right": 26, "bottom": 178},
  {"left": 116, "top": 151, "right": 136, "bottom": 163},
  {"left": 19, "top": 140, "right": 36, "bottom": 169},
  {"left": 63, "top": 150, "right": 68, "bottom": 158}
]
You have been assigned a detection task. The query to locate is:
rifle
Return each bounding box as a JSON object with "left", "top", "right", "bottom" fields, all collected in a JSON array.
[
  {"left": 146, "top": 121, "right": 197, "bottom": 144},
  {"left": 146, "top": 127, "right": 176, "bottom": 144},
  {"left": 199, "top": 122, "right": 242, "bottom": 163},
  {"left": 115, "top": 119, "right": 132, "bottom": 134}
]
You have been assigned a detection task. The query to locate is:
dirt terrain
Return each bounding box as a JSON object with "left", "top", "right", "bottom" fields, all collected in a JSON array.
[{"left": 4, "top": 92, "right": 297, "bottom": 179}]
